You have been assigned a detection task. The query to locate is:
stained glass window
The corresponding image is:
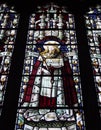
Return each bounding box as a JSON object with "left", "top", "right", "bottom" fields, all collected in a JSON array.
[
  {"left": 0, "top": 3, "right": 19, "bottom": 115},
  {"left": 85, "top": 5, "right": 101, "bottom": 116},
  {"left": 15, "top": 3, "right": 85, "bottom": 130}
]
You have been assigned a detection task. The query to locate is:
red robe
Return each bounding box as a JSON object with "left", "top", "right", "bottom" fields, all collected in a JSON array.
[{"left": 22, "top": 59, "right": 78, "bottom": 107}]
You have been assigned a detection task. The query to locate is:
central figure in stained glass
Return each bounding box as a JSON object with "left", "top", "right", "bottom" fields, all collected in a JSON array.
[{"left": 22, "top": 39, "right": 77, "bottom": 109}]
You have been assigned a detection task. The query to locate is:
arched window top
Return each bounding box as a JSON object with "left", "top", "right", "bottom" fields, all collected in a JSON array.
[
  {"left": 29, "top": 3, "right": 75, "bottom": 30},
  {"left": 35, "top": 3, "right": 68, "bottom": 13}
]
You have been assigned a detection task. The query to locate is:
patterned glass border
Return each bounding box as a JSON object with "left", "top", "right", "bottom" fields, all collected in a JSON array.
[
  {"left": 85, "top": 4, "right": 101, "bottom": 116},
  {"left": 0, "top": 3, "right": 19, "bottom": 115}
]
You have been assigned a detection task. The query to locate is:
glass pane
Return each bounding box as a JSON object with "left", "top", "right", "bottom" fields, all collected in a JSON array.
[
  {"left": 15, "top": 109, "right": 85, "bottom": 130},
  {"left": 29, "top": 13, "right": 75, "bottom": 29},
  {"left": 0, "top": 3, "right": 16, "bottom": 13},
  {"left": 15, "top": 3, "right": 85, "bottom": 130},
  {"left": 85, "top": 5, "right": 101, "bottom": 114},
  {"left": 87, "top": 30, "right": 101, "bottom": 105},
  {"left": 0, "top": 3, "right": 19, "bottom": 115},
  {"left": 0, "top": 13, "right": 19, "bottom": 28}
]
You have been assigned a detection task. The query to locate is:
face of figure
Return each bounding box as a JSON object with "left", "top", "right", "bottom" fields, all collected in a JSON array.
[{"left": 41, "top": 42, "right": 60, "bottom": 58}]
